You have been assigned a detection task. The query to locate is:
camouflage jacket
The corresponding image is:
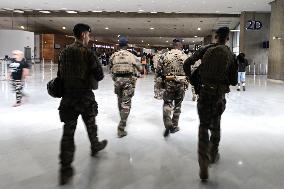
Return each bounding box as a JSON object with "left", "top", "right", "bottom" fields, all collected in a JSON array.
[
  {"left": 58, "top": 41, "right": 104, "bottom": 93},
  {"left": 156, "top": 49, "right": 188, "bottom": 83},
  {"left": 109, "top": 49, "right": 142, "bottom": 79}
]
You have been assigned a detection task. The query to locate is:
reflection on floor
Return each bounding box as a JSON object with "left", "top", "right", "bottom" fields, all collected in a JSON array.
[{"left": 0, "top": 64, "right": 284, "bottom": 189}]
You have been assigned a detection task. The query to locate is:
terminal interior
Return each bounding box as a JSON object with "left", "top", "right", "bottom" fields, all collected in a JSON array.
[{"left": 0, "top": 0, "right": 284, "bottom": 189}]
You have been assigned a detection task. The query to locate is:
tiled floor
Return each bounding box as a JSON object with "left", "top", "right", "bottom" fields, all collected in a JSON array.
[{"left": 0, "top": 64, "right": 283, "bottom": 189}]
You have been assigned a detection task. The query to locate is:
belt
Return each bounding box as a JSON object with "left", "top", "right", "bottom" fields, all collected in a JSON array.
[
  {"left": 165, "top": 75, "right": 187, "bottom": 81},
  {"left": 114, "top": 73, "right": 133, "bottom": 77}
]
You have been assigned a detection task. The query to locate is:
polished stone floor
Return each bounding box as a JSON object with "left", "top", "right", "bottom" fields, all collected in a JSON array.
[{"left": 0, "top": 64, "right": 283, "bottom": 189}]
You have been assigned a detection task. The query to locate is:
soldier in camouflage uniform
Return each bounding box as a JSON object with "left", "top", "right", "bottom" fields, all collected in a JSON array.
[
  {"left": 57, "top": 24, "right": 107, "bottom": 185},
  {"left": 156, "top": 39, "right": 189, "bottom": 137},
  {"left": 109, "top": 36, "right": 142, "bottom": 138},
  {"left": 153, "top": 50, "right": 164, "bottom": 99},
  {"left": 184, "top": 27, "right": 236, "bottom": 181}
]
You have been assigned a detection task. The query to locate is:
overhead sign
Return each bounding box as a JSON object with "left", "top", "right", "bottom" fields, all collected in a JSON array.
[{"left": 246, "top": 20, "right": 262, "bottom": 30}]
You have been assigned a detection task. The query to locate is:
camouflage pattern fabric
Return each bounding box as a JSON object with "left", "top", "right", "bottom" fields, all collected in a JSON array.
[
  {"left": 109, "top": 49, "right": 141, "bottom": 134},
  {"left": 58, "top": 41, "right": 104, "bottom": 91},
  {"left": 163, "top": 81, "right": 186, "bottom": 129},
  {"left": 57, "top": 40, "right": 104, "bottom": 169},
  {"left": 183, "top": 43, "right": 234, "bottom": 171},
  {"left": 114, "top": 77, "right": 136, "bottom": 129},
  {"left": 197, "top": 90, "right": 226, "bottom": 168},
  {"left": 156, "top": 49, "right": 189, "bottom": 129},
  {"left": 58, "top": 92, "right": 99, "bottom": 168},
  {"left": 154, "top": 76, "right": 164, "bottom": 100},
  {"left": 11, "top": 79, "right": 24, "bottom": 103}
]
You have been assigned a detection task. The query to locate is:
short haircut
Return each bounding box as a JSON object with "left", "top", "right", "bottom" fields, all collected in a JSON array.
[
  {"left": 73, "top": 23, "right": 91, "bottom": 39},
  {"left": 215, "top": 27, "right": 230, "bottom": 40}
]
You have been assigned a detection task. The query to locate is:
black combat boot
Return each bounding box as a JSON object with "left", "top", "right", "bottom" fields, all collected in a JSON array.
[
  {"left": 199, "top": 165, "right": 209, "bottom": 181},
  {"left": 170, "top": 126, "right": 180, "bottom": 133},
  {"left": 210, "top": 152, "right": 220, "bottom": 164},
  {"left": 163, "top": 128, "right": 170, "bottom": 137},
  {"left": 59, "top": 166, "right": 74, "bottom": 185},
  {"left": 243, "top": 86, "right": 246, "bottom": 91},
  {"left": 91, "top": 140, "right": 108, "bottom": 156},
  {"left": 117, "top": 128, "right": 128, "bottom": 138}
]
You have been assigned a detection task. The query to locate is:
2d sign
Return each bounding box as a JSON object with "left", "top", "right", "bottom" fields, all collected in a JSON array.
[{"left": 246, "top": 20, "right": 263, "bottom": 30}]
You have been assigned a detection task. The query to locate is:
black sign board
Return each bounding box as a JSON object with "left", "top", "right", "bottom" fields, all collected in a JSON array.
[{"left": 246, "top": 20, "right": 263, "bottom": 30}]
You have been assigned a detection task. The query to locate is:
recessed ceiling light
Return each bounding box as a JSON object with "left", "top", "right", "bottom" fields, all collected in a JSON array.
[
  {"left": 138, "top": 9, "right": 144, "bottom": 12},
  {"left": 148, "top": 44, "right": 150, "bottom": 46},
  {"left": 66, "top": 10, "right": 77, "bottom": 14},
  {"left": 14, "top": 10, "right": 24, "bottom": 13},
  {"left": 216, "top": 10, "right": 220, "bottom": 13},
  {"left": 166, "top": 41, "right": 169, "bottom": 43},
  {"left": 194, "top": 36, "right": 198, "bottom": 38},
  {"left": 150, "top": 27, "right": 155, "bottom": 30},
  {"left": 117, "top": 34, "right": 120, "bottom": 37},
  {"left": 193, "top": 41, "right": 195, "bottom": 43},
  {"left": 117, "top": 40, "right": 119, "bottom": 42},
  {"left": 150, "top": 11, "right": 157, "bottom": 14},
  {"left": 62, "top": 26, "right": 66, "bottom": 30},
  {"left": 105, "top": 27, "right": 109, "bottom": 30},
  {"left": 61, "top": 8, "right": 68, "bottom": 10},
  {"left": 197, "top": 27, "right": 201, "bottom": 31},
  {"left": 95, "top": 39, "right": 98, "bottom": 41},
  {"left": 39, "top": 10, "right": 51, "bottom": 13},
  {"left": 20, "top": 26, "right": 25, "bottom": 29},
  {"left": 182, "top": 40, "right": 185, "bottom": 42},
  {"left": 142, "top": 40, "right": 144, "bottom": 42},
  {"left": 92, "top": 10, "right": 102, "bottom": 13}
]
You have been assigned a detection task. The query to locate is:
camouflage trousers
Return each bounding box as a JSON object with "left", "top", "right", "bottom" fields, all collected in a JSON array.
[
  {"left": 114, "top": 77, "right": 136, "bottom": 130},
  {"left": 197, "top": 90, "right": 226, "bottom": 168},
  {"left": 58, "top": 91, "right": 99, "bottom": 168},
  {"left": 154, "top": 76, "right": 164, "bottom": 100},
  {"left": 163, "top": 81, "right": 186, "bottom": 129},
  {"left": 11, "top": 79, "right": 24, "bottom": 103}
]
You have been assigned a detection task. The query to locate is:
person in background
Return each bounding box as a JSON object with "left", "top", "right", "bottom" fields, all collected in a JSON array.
[
  {"left": 9, "top": 50, "right": 30, "bottom": 107},
  {"left": 141, "top": 54, "right": 147, "bottom": 75},
  {"left": 237, "top": 53, "right": 249, "bottom": 91},
  {"left": 101, "top": 52, "right": 107, "bottom": 66}
]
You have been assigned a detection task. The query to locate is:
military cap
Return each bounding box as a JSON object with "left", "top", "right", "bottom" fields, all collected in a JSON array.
[{"left": 119, "top": 36, "right": 128, "bottom": 47}]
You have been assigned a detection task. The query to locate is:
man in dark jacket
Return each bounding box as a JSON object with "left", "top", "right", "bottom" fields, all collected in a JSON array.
[
  {"left": 237, "top": 53, "right": 249, "bottom": 91},
  {"left": 58, "top": 23, "right": 107, "bottom": 185},
  {"left": 184, "top": 27, "right": 237, "bottom": 181}
]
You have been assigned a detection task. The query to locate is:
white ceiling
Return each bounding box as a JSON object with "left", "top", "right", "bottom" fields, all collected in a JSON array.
[
  {"left": 0, "top": 0, "right": 271, "bottom": 14},
  {"left": 0, "top": 0, "right": 272, "bottom": 47},
  {"left": 0, "top": 14, "right": 239, "bottom": 46}
]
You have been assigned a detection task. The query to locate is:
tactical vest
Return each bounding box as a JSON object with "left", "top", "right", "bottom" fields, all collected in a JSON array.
[
  {"left": 111, "top": 50, "right": 135, "bottom": 74},
  {"left": 162, "top": 49, "right": 188, "bottom": 76},
  {"left": 200, "top": 45, "right": 233, "bottom": 84},
  {"left": 59, "top": 42, "right": 88, "bottom": 81}
]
